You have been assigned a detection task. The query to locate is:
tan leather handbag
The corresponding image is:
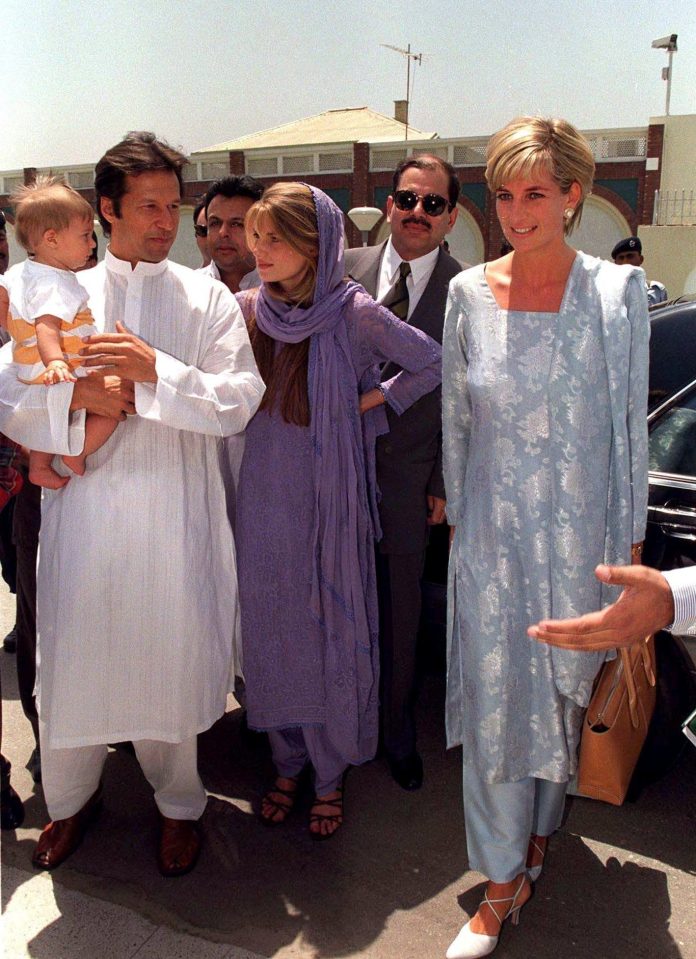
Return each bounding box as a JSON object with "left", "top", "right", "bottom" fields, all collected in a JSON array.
[{"left": 577, "top": 636, "right": 657, "bottom": 805}]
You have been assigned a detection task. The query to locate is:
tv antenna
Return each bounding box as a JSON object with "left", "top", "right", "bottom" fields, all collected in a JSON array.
[{"left": 381, "top": 43, "right": 426, "bottom": 141}]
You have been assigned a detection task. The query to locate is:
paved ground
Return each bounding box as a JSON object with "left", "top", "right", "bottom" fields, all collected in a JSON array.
[{"left": 1, "top": 580, "right": 695, "bottom": 959}]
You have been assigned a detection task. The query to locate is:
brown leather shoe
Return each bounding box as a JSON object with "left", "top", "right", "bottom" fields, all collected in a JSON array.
[
  {"left": 32, "top": 789, "right": 102, "bottom": 870},
  {"left": 157, "top": 815, "right": 201, "bottom": 878}
]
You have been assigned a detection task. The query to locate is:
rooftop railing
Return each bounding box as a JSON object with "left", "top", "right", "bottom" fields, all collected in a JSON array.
[
  {"left": 369, "top": 129, "right": 648, "bottom": 171},
  {"left": 652, "top": 189, "right": 696, "bottom": 225},
  {"left": 0, "top": 127, "right": 651, "bottom": 198}
]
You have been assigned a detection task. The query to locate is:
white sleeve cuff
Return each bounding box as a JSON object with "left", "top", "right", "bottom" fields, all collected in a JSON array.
[
  {"left": 48, "top": 381, "right": 86, "bottom": 456},
  {"left": 663, "top": 567, "right": 696, "bottom": 634},
  {"left": 134, "top": 349, "right": 178, "bottom": 421}
]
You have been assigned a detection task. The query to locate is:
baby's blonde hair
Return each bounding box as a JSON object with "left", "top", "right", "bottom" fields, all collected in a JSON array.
[{"left": 12, "top": 176, "right": 94, "bottom": 251}]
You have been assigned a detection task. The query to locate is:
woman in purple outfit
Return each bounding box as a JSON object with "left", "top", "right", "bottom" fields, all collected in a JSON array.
[{"left": 235, "top": 183, "right": 441, "bottom": 839}]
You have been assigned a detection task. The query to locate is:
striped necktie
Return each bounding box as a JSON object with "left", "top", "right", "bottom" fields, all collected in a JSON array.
[{"left": 382, "top": 261, "right": 411, "bottom": 320}]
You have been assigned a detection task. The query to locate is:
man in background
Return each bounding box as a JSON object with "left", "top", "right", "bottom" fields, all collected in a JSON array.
[
  {"left": 345, "top": 155, "right": 462, "bottom": 790},
  {"left": 612, "top": 236, "right": 667, "bottom": 306},
  {"left": 200, "top": 175, "right": 263, "bottom": 292},
  {"left": 193, "top": 200, "right": 211, "bottom": 267}
]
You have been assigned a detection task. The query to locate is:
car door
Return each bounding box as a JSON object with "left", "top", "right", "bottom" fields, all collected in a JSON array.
[
  {"left": 630, "top": 381, "right": 696, "bottom": 792},
  {"left": 645, "top": 378, "right": 696, "bottom": 677},
  {"left": 648, "top": 300, "right": 696, "bottom": 412},
  {"left": 646, "top": 379, "right": 696, "bottom": 577}
]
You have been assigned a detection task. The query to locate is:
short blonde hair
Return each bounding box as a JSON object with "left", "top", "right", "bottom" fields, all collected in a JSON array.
[
  {"left": 12, "top": 175, "right": 94, "bottom": 251},
  {"left": 485, "top": 117, "right": 595, "bottom": 234},
  {"left": 245, "top": 182, "right": 318, "bottom": 307}
]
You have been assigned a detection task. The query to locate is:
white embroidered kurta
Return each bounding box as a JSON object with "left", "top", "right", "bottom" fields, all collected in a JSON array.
[{"left": 0, "top": 251, "right": 265, "bottom": 748}]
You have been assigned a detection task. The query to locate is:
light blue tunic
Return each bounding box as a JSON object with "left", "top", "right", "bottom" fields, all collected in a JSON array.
[{"left": 442, "top": 253, "right": 649, "bottom": 783}]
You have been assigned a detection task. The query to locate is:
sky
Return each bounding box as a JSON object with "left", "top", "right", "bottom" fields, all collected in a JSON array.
[{"left": 3, "top": 0, "right": 695, "bottom": 170}]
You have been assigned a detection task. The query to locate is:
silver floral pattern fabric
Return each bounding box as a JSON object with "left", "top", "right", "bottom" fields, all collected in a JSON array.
[{"left": 443, "top": 253, "right": 649, "bottom": 783}]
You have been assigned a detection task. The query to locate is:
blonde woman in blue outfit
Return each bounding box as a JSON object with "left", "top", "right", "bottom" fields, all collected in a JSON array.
[{"left": 442, "top": 116, "right": 649, "bottom": 958}]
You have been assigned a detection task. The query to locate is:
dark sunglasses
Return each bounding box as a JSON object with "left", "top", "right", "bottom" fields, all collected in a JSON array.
[
  {"left": 194, "top": 225, "right": 208, "bottom": 238},
  {"left": 393, "top": 189, "right": 450, "bottom": 217}
]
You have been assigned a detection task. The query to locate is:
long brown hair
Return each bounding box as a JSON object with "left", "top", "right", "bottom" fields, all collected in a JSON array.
[{"left": 246, "top": 183, "right": 319, "bottom": 426}]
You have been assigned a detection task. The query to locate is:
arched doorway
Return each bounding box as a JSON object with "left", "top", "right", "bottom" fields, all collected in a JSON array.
[{"left": 569, "top": 194, "right": 631, "bottom": 260}]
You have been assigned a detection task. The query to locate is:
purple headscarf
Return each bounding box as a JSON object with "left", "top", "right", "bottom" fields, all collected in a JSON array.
[{"left": 254, "top": 185, "right": 379, "bottom": 765}]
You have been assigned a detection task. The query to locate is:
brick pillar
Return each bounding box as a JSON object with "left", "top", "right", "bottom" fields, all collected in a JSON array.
[
  {"left": 24, "top": 167, "right": 37, "bottom": 186},
  {"left": 347, "top": 143, "right": 371, "bottom": 248},
  {"left": 641, "top": 122, "right": 664, "bottom": 224},
  {"left": 228, "top": 151, "right": 245, "bottom": 176},
  {"left": 352, "top": 142, "right": 370, "bottom": 207},
  {"left": 485, "top": 191, "right": 505, "bottom": 260}
]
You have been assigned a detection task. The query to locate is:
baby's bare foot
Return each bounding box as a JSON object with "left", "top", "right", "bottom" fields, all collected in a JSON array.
[
  {"left": 62, "top": 454, "right": 86, "bottom": 476},
  {"left": 29, "top": 465, "right": 70, "bottom": 490}
]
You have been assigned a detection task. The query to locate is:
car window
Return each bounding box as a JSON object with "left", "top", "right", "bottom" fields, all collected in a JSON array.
[
  {"left": 649, "top": 304, "right": 696, "bottom": 412},
  {"left": 650, "top": 391, "right": 696, "bottom": 476}
]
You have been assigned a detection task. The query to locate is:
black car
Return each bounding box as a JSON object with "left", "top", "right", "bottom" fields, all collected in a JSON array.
[
  {"left": 634, "top": 369, "right": 696, "bottom": 789},
  {"left": 648, "top": 294, "right": 696, "bottom": 412},
  {"left": 646, "top": 294, "right": 696, "bottom": 675},
  {"left": 645, "top": 375, "right": 696, "bottom": 674}
]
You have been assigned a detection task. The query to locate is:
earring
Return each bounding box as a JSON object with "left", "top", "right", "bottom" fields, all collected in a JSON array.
[{"left": 564, "top": 207, "right": 574, "bottom": 221}]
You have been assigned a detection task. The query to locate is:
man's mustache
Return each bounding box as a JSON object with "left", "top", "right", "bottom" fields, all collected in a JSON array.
[{"left": 402, "top": 216, "right": 431, "bottom": 230}]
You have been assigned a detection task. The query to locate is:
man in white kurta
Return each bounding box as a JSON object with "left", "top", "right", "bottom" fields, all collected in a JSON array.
[{"left": 0, "top": 134, "right": 265, "bottom": 875}]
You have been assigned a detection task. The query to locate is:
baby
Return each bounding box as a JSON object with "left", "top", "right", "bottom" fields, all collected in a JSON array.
[{"left": 6, "top": 177, "right": 119, "bottom": 488}]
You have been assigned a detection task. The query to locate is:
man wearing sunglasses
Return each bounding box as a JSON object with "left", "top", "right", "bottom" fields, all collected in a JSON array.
[
  {"left": 193, "top": 199, "right": 211, "bottom": 268},
  {"left": 345, "top": 155, "right": 461, "bottom": 791}
]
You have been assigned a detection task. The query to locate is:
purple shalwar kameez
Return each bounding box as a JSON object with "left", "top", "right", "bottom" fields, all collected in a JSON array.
[{"left": 235, "top": 187, "right": 442, "bottom": 792}]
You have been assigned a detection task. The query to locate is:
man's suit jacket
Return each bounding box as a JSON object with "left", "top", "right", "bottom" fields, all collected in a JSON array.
[{"left": 345, "top": 241, "right": 462, "bottom": 554}]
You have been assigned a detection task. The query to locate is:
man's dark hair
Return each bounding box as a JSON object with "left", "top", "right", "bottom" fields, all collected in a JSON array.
[
  {"left": 392, "top": 155, "right": 460, "bottom": 211},
  {"left": 94, "top": 131, "right": 187, "bottom": 234},
  {"left": 203, "top": 175, "right": 264, "bottom": 214},
  {"left": 193, "top": 198, "right": 206, "bottom": 224}
]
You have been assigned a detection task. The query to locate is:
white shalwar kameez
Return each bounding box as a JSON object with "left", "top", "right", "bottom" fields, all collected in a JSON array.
[{"left": 0, "top": 251, "right": 264, "bottom": 817}]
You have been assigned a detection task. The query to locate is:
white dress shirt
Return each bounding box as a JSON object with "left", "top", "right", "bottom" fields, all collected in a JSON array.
[
  {"left": 376, "top": 239, "right": 440, "bottom": 320},
  {"left": 663, "top": 567, "right": 696, "bottom": 634},
  {"left": 198, "top": 260, "right": 260, "bottom": 291}
]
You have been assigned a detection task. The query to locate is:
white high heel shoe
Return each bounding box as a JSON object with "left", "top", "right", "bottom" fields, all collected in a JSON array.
[
  {"left": 445, "top": 876, "right": 529, "bottom": 959},
  {"left": 526, "top": 837, "right": 547, "bottom": 882}
]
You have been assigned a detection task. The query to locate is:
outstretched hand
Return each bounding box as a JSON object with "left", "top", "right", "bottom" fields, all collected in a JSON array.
[
  {"left": 80, "top": 321, "right": 157, "bottom": 383},
  {"left": 527, "top": 564, "right": 675, "bottom": 651}
]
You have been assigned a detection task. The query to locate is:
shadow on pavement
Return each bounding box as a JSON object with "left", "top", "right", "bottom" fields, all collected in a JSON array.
[
  {"left": 3, "top": 682, "right": 468, "bottom": 958},
  {"left": 567, "top": 747, "right": 696, "bottom": 877},
  {"left": 2, "top": 671, "right": 691, "bottom": 958},
  {"left": 452, "top": 832, "right": 682, "bottom": 959}
]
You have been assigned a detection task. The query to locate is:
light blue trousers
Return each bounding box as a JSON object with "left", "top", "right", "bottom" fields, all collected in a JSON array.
[{"left": 462, "top": 768, "right": 568, "bottom": 883}]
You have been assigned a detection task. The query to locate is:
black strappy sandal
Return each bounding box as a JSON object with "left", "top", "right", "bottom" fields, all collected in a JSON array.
[
  {"left": 308, "top": 786, "right": 343, "bottom": 841},
  {"left": 259, "top": 776, "right": 299, "bottom": 826}
]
